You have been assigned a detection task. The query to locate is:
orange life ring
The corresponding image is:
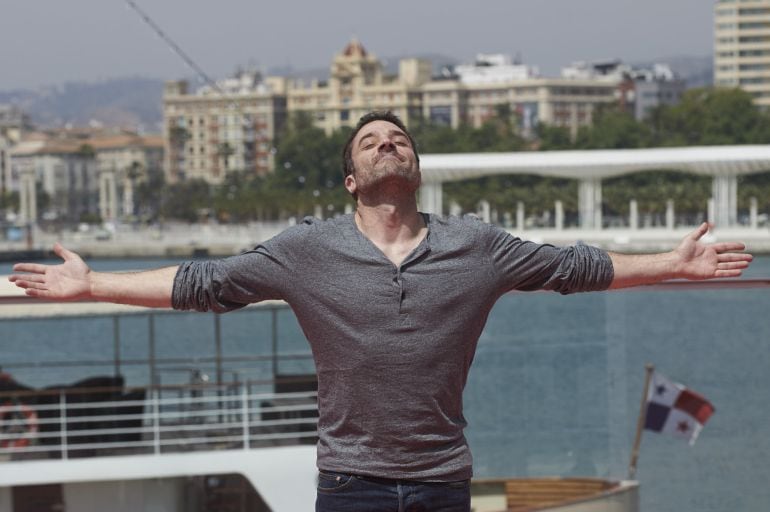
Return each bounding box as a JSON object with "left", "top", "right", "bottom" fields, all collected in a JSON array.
[{"left": 0, "top": 401, "right": 39, "bottom": 449}]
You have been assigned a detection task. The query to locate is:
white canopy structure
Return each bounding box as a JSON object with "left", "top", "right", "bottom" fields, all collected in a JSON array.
[{"left": 419, "top": 145, "right": 770, "bottom": 228}]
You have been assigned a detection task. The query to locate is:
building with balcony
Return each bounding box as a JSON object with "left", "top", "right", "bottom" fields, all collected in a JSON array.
[
  {"left": 286, "top": 44, "right": 624, "bottom": 139},
  {"left": 287, "top": 39, "right": 431, "bottom": 133},
  {"left": 714, "top": 0, "right": 770, "bottom": 107},
  {"left": 0, "top": 104, "right": 33, "bottom": 144},
  {"left": 89, "top": 134, "right": 164, "bottom": 221},
  {"left": 162, "top": 72, "right": 287, "bottom": 184},
  {"left": 9, "top": 137, "right": 99, "bottom": 224},
  {"left": 162, "top": 40, "right": 686, "bottom": 182}
]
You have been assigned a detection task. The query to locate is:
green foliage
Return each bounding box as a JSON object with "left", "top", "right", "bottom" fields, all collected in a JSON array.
[
  {"left": 1, "top": 191, "right": 19, "bottom": 211},
  {"left": 161, "top": 179, "right": 212, "bottom": 223},
  {"left": 647, "top": 87, "right": 770, "bottom": 146},
  {"left": 574, "top": 107, "right": 652, "bottom": 149},
  {"left": 134, "top": 168, "right": 165, "bottom": 222},
  {"left": 536, "top": 125, "right": 572, "bottom": 150}
]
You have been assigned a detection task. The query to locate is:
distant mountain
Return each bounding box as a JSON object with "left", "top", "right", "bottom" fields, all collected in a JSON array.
[{"left": 0, "top": 77, "right": 165, "bottom": 132}]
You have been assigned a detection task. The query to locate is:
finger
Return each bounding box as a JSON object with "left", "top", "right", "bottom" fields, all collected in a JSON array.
[
  {"left": 688, "top": 222, "right": 709, "bottom": 241},
  {"left": 717, "top": 253, "right": 753, "bottom": 262},
  {"left": 19, "top": 280, "right": 50, "bottom": 291},
  {"left": 717, "top": 261, "right": 750, "bottom": 271},
  {"left": 715, "top": 269, "right": 743, "bottom": 278},
  {"left": 712, "top": 242, "right": 747, "bottom": 253},
  {"left": 24, "top": 287, "right": 54, "bottom": 299},
  {"left": 8, "top": 274, "right": 47, "bottom": 284},
  {"left": 11, "top": 263, "right": 49, "bottom": 274},
  {"left": 53, "top": 243, "right": 76, "bottom": 262}
]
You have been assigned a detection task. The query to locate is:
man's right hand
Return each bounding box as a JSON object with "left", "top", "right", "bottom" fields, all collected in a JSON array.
[
  {"left": 8, "top": 243, "right": 177, "bottom": 307},
  {"left": 8, "top": 243, "right": 92, "bottom": 300}
]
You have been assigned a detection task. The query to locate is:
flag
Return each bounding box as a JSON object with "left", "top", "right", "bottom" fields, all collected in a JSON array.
[{"left": 643, "top": 371, "right": 715, "bottom": 445}]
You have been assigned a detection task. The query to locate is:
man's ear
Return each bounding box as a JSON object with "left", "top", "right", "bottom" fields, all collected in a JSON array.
[{"left": 344, "top": 174, "right": 357, "bottom": 195}]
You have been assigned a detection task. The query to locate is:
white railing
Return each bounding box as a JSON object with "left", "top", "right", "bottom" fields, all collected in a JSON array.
[{"left": 0, "top": 386, "right": 319, "bottom": 460}]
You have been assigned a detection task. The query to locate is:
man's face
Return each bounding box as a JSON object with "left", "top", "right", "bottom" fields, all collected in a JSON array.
[{"left": 346, "top": 120, "right": 420, "bottom": 199}]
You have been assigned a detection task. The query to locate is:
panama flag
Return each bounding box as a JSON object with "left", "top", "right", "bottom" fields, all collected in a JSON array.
[{"left": 644, "top": 371, "right": 715, "bottom": 445}]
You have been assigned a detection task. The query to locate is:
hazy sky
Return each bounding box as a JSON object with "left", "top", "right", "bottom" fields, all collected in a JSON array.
[{"left": 0, "top": 0, "right": 714, "bottom": 91}]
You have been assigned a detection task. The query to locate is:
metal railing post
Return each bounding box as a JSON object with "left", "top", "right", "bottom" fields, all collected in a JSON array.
[
  {"left": 148, "top": 313, "right": 157, "bottom": 388},
  {"left": 59, "top": 391, "right": 68, "bottom": 460},
  {"left": 113, "top": 315, "right": 121, "bottom": 377},
  {"left": 153, "top": 388, "right": 161, "bottom": 455},
  {"left": 241, "top": 384, "right": 250, "bottom": 450},
  {"left": 271, "top": 308, "right": 278, "bottom": 379}
]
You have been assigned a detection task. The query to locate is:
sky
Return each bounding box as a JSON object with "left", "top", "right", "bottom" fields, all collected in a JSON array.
[{"left": 0, "top": 0, "right": 714, "bottom": 91}]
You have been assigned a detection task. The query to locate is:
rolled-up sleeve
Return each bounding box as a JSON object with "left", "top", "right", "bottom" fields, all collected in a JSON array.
[
  {"left": 171, "top": 221, "right": 313, "bottom": 312},
  {"left": 487, "top": 226, "right": 614, "bottom": 294}
]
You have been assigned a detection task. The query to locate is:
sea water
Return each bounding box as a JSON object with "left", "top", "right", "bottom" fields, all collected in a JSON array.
[{"left": 1, "top": 256, "right": 769, "bottom": 512}]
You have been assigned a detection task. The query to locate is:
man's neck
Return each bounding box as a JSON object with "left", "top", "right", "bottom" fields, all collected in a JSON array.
[{"left": 354, "top": 200, "right": 427, "bottom": 266}]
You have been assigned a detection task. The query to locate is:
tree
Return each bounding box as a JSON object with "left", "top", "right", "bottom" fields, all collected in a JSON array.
[
  {"left": 270, "top": 112, "right": 352, "bottom": 217},
  {"left": 162, "top": 179, "right": 212, "bottom": 222},
  {"left": 647, "top": 87, "right": 770, "bottom": 146},
  {"left": 574, "top": 107, "right": 651, "bottom": 149}
]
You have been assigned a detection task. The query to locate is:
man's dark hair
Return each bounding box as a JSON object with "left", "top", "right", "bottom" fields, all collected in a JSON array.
[{"left": 342, "top": 111, "right": 420, "bottom": 181}]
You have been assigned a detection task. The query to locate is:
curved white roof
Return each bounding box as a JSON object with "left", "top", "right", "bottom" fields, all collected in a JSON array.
[{"left": 420, "top": 145, "right": 770, "bottom": 182}]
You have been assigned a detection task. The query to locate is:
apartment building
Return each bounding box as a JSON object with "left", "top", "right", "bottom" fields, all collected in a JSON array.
[
  {"left": 162, "top": 72, "right": 287, "bottom": 185},
  {"left": 715, "top": 0, "right": 770, "bottom": 107},
  {"left": 0, "top": 104, "right": 33, "bottom": 144},
  {"left": 162, "top": 40, "right": 685, "bottom": 183},
  {"left": 287, "top": 39, "right": 430, "bottom": 132},
  {"left": 9, "top": 137, "right": 99, "bottom": 224},
  {"left": 89, "top": 134, "right": 164, "bottom": 221},
  {"left": 6, "top": 130, "right": 164, "bottom": 224}
]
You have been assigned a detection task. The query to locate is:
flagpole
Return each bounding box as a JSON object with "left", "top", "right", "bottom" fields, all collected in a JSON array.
[{"left": 628, "top": 363, "right": 655, "bottom": 480}]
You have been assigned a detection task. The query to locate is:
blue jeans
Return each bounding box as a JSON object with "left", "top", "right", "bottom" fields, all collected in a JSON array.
[{"left": 315, "top": 471, "right": 471, "bottom": 512}]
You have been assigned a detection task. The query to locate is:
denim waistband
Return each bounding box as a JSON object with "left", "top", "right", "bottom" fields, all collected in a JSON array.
[{"left": 320, "top": 470, "right": 469, "bottom": 487}]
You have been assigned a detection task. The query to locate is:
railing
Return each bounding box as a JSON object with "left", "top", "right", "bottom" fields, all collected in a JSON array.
[
  {"left": 0, "top": 384, "right": 318, "bottom": 460},
  {"left": 2, "top": 276, "right": 770, "bottom": 512}
]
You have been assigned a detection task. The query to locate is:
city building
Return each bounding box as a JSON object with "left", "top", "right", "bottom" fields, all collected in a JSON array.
[
  {"left": 8, "top": 136, "right": 99, "bottom": 224},
  {"left": 162, "top": 40, "right": 686, "bottom": 183},
  {"left": 611, "top": 63, "right": 687, "bottom": 121},
  {"left": 714, "top": 0, "right": 770, "bottom": 107},
  {"left": 89, "top": 134, "right": 164, "bottom": 221},
  {"left": 162, "top": 71, "right": 287, "bottom": 185},
  {"left": 6, "top": 130, "right": 164, "bottom": 224},
  {"left": 287, "top": 43, "right": 621, "bottom": 138},
  {"left": 287, "top": 38, "right": 430, "bottom": 133},
  {"left": 0, "top": 104, "right": 33, "bottom": 144}
]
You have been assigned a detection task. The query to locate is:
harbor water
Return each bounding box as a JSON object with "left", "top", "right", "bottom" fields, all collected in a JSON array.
[{"left": 1, "top": 256, "right": 769, "bottom": 512}]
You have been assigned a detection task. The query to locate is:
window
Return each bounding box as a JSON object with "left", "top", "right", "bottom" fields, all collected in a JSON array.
[{"left": 429, "top": 106, "right": 452, "bottom": 126}]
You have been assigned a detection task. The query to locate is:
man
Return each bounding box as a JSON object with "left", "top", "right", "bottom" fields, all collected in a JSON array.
[{"left": 9, "top": 111, "right": 752, "bottom": 512}]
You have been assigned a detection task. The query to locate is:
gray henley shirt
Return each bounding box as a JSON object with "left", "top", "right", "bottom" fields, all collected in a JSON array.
[{"left": 172, "top": 213, "right": 614, "bottom": 482}]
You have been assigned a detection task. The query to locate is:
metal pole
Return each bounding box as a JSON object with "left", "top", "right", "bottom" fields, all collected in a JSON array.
[
  {"left": 59, "top": 391, "right": 68, "bottom": 460},
  {"left": 628, "top": 363, "right": 655, "bottom": 480},
  {"left": 215, "top": 313, "right": 223, "bottom": 424},
  {"left": 153, "top": 388, "right": 161, "bottom": 455},
  {"left": 149, "top": 313, "right": 157, "bottom": 389},
  {"left": 215, "top": 314, "right": 223, "bottom": 386},
  {"left": 241, "top": 384, "right": 250, "bottom": 450},
  {"left": 271, "top": 308, "right": 278, "bottom": 380},
  {"left": 113, "top": 315, "right": 121, "bottom": 377}
]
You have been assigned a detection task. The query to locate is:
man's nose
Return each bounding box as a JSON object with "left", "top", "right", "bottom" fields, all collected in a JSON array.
[{"left": 378, "top": 139, "right": 396, "bottom": 152}]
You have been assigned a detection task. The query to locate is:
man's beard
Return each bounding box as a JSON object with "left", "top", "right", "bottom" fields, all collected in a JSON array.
[{"left": 356, "top": 160, "right": 421, "bottom": 196}]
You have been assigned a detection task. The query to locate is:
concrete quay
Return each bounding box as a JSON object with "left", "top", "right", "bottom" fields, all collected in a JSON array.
[{"left": 1, "top": 222, "right": 769, "bottom": 260}]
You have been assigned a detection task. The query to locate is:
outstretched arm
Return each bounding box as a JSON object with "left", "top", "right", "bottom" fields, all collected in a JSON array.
[
  {"left": 8, "top": 243, "right": 177, "bottom": 307},
  {"left": 608, "top": 222, "right": 752, "bottom": 289}
]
